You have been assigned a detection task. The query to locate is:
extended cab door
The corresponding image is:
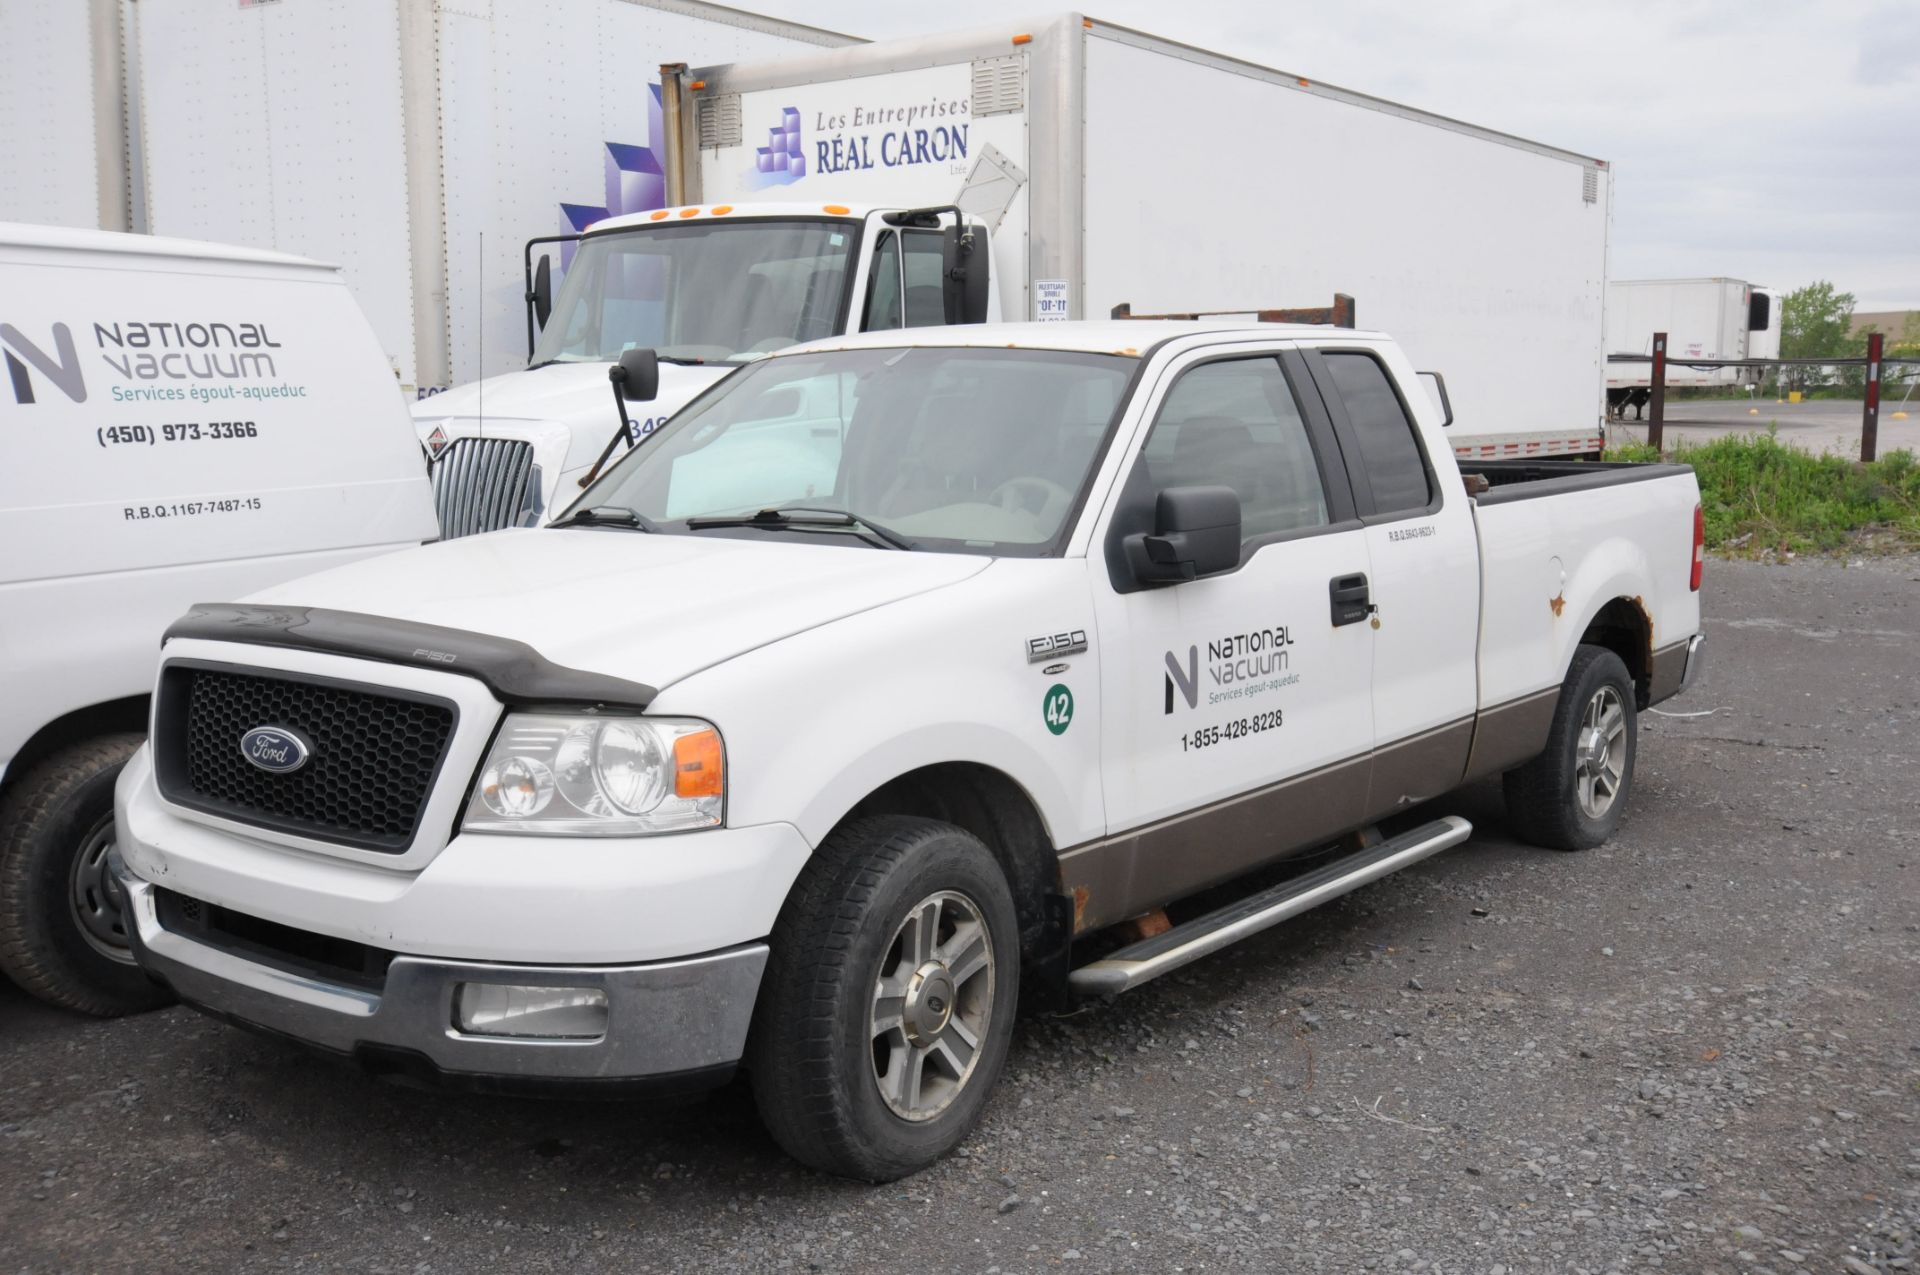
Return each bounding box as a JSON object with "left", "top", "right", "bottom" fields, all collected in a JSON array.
[
  {"left": 1298, "top": 342, "right": 1481, "bottom": 815},
  {"left": 1075, "top": 345, "right": 1376, "bottom": 927}
]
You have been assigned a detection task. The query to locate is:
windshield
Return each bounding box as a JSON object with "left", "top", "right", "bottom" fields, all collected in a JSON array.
[
  {"left": 531, "top": 219, "right": 858, "bottom": 365},
  {"left": 570, "top": 346, "right": 1136, "bottom": 555}
]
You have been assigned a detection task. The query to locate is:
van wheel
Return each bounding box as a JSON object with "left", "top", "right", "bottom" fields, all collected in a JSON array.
[
  {"left": 748, "top": 815, "right": 1019, "bottom": 1181},
  {"left": 0, "top": 736, "right": 173, "bottom": 1016},
  {"left": 1502, "top": 645, "right": 1638, "bottom": 851}
]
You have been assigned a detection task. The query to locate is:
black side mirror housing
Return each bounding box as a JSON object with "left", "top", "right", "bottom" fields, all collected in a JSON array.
[
  {"left": 611, "top": 347, "right": 659, "bottom": 402},
  {"left": 941, "top": 221, "right": 990, "bottom": 325},
  {"left": 1125, "top": 486, "right": 1241, "bottom": 585},
  {"left": 529, "top": 255, "right": 553, "bottom": 331}
]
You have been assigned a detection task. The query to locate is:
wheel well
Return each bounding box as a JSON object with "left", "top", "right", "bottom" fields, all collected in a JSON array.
[
  {"left": 1579, "top": 598, "right": 1653, "bottom": 708},
  {"left": 0, "top": 696, "right": 148, "bottom": 798},
  {"left": 842, "top": 763, "right": 1060, "bottom": 958}
]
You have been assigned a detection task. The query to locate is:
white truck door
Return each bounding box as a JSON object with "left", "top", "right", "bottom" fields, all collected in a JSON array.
[
  {"left": 1089, "top": 347, "right": 1376, "bottom": 895},
  {"left": 1299, "top": 345, "right": 1480, "bottom": 815}
]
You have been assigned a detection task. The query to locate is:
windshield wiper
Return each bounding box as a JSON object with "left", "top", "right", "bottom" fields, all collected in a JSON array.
[
  {"left": 654, "top": 353, "right": 709, "bottom": 366},
  {"left": 683, "top": 505, "right": 916, "bottom": 551},
  {"left": 550, "top": 505, "right": 658, "bottom": 532}
]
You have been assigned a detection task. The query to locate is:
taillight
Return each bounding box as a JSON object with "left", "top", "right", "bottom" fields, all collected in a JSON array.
[{"left": 1689, "top": 503, "right": 1704, "bottom": 591}]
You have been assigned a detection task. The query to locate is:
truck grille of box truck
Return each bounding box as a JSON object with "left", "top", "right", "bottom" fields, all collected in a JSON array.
[{"left": 431, "top": 437, "right": 538, "bottom": 538}]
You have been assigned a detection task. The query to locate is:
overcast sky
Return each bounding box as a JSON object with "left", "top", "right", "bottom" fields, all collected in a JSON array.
[{"left": 743, "top": 0, "right": 1920, "bottom": 311}]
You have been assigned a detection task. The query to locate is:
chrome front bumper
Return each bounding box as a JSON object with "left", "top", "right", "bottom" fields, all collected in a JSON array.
[
  {"left": 1678, "top": 633, "right": 1706, "bottom": 695},
  {"left": 115, "top": 858, "right": 767, "bottom": 1087}
]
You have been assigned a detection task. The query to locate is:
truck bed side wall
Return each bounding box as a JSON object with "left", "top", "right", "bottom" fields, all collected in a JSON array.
[
  {"left": 1469, "top": 472, "right": 1700, "bottom": 723},
  {"left": 1079, "top": 30, "right": 1610, "bottom": 443}
]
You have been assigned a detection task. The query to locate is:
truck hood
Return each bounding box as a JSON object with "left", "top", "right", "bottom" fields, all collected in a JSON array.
[
  {"left": 239, "top": 529, "right": 993, "bottom": 692},
  {"left": 412, "top": 361, "right": 734, "bottom": 513}
]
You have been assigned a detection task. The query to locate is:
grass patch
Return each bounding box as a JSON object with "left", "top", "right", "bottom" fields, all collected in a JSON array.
[{"left": 1603, "top": 431, "right": 1920, "bottom": 555}]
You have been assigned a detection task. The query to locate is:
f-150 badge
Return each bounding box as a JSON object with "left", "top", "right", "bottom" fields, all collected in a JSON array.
[{"left": 1026, "top": 629, "right": 1088, "bottom": 663}]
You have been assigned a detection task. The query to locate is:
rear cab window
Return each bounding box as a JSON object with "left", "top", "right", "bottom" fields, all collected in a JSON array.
[{"left": 1317, "top": 351, "right": 1434, "bottom": 517}]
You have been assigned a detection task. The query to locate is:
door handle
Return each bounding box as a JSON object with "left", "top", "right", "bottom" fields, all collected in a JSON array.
[{"left": 1329, "top": 573, "right": 1372, "bottom": 627}]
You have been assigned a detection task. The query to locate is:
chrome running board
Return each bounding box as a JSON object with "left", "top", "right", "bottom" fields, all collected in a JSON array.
[{"left": 1067, "top": 815, "right": 1473, "bottom": 997}]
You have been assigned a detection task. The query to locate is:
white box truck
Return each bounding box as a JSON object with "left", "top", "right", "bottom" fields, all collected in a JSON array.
[
  {"left": 416, "top": 13, "right": 1615, "bottom": 535},
  {"left": 0, "top": 0, "right": 856, "bottom": 395},
  {"left": 0, "top": 224, "right": 439, "bottom": 1014},
  {"left": 1605, "top": 277, "right": 1780, "bottom": 416}
]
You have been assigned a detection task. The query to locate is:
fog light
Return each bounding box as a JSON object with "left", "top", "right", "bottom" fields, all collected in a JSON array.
[{"left": 455, "top": 984, "right": 608, "bottom": 1039}]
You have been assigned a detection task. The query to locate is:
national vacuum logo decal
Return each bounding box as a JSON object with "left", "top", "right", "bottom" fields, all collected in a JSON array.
[
  {"left": 745, "top": 94, "right": 971, "bottom": 185},
  {"left": 4, "top": 319, "right": 303, "bottom": 405},
  {"left": 1163, "top": 626, "right": 1300, "bottom": 713},
  {"left": 2, "top": 322, "right": 86, "bottom": 404}
]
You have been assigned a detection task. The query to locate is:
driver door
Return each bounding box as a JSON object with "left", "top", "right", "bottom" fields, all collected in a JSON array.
[{"left": 1078, "top": 346, "right": 1376, "bottom": 920}]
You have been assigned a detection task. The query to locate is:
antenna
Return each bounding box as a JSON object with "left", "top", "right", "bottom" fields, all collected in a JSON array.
[{"left": 475, "top": 231, "right": 484, "bottom": 444}]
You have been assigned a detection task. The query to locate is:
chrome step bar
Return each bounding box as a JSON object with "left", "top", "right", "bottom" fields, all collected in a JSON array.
[{"left": 1068, "top": 815, "right": 1473, "bottom": 997}]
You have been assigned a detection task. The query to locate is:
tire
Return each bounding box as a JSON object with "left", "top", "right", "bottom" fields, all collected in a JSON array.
[
  {"left": 747, "top": 815, "right": 1020, "bottom": 1181},
  {"left": 1502, "top": 645, "right": 1638, "bottom": 851},
  {"left": 0, "top": 735, "right": 174, "bottom": 1016}
]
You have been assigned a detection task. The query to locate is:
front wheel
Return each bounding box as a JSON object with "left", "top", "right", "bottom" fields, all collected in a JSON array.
[
  {"left": 747, "top": 815, "right": 1020, "bottom": 1181},
  {"left": 0, "top": 735, "right": 174, "bottom": 1015},
  {"left": 1502, "top": 645, "right": 1638, "bottom": 851}
]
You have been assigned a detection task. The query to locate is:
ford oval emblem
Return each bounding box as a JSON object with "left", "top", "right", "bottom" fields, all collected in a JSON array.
[{"left": 240, "top": 725, "right": 313, "bottom": 774}]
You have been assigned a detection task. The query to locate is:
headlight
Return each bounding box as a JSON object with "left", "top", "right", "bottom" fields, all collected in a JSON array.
[{"left": 463, "top": 714, "right": 723, "bottom": 836}]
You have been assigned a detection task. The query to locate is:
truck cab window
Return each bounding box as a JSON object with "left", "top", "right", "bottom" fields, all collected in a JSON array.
[
  {"left": 1322, "top": 352, "right": 1433, "bottom": 516},
  {"left": 1140, "top": 357, "right": 1330, "bottom": 544},
  {"left": 901, "top": 231, "right": 947, "bottom": 328},
  {"left": 862, "top": 232, "right": 903, "bottom": 330}
]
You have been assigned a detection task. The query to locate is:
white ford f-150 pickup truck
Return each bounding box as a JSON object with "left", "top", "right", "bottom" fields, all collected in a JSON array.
[{"left": 112, "top": 320, "right": 1705, "bottom": 1180}]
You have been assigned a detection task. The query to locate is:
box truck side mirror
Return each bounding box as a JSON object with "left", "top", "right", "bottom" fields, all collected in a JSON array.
[
  {"left": 613, "top": 347, "right": 660, "bottom": 402},
  {"left": 942, "top": 222, "right": 990, "bottom": 325},
  {"left": 530, "top": 256, "right": 553, "bottom": 332}
]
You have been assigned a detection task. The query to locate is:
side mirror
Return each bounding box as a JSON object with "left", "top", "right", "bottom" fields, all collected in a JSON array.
[
  {"left": 529, "top": 255, "right": 553, "bottom": 331},
  {"left": 1417, "top": 370, "right": 1453, "bottom": 427},
  {"left": 941, "top": 221, "right": 990, "bottom": 325},
  {"left": 1125, "top": 486, "right": 1241, "bottom": 585},
  {"left": 611, "top": 347, "right": 659, "bottom": 402}
]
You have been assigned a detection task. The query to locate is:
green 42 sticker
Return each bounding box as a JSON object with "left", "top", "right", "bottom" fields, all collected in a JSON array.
[{"left": 1042, "top": 684, "right": 1074, "bottom": 735}]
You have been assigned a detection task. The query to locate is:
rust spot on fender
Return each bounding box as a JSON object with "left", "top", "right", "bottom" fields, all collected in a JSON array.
[
  {"left": 1115, "top": 908, "right": 1172, "bottom": 943},
  {"left": 1630, "top": 595, "right": 1655, "bottom": 668},
  {"left": 1072, "top": 886, "right": 1090, "bottom": 933},
  {"left": 1549, "top": 593, "right": 1566, "bottom": 617}
]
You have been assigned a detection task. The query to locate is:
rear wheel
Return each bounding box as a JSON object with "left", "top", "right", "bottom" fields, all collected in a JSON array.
[
  {"left": 1502, "top": 645, "right": 1638, "bottom": 851},
  {"left": 747, "top": 815, "right": 1019, "bottom": 1181},
  {"left": 0, "top": 735, "right": 173, "bottom": 1015}
]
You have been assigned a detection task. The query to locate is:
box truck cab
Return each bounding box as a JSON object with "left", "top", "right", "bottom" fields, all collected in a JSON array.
[
  {"left": 412, "top": 203, "right": 996, "bottom": 537},
  {"left": 0, "top": 224, "right": 438, "bottom": 1014}
]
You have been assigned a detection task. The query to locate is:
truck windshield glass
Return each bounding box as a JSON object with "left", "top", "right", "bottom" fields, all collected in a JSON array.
[
  {"left": 531, "top": 220, "right": 858, "bottom": 365},
  {"left": 572, "top": 347, "right": 1135, "bottom": 555}
]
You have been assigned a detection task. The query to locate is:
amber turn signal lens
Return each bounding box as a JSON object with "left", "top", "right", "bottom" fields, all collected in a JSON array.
[{"left": 673, "top": 729, "right": 724, "bottom": 799}]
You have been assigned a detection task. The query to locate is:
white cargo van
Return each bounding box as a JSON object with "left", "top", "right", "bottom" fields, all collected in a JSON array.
[{"left": 0, "top": 224, "right": 438, "bottom": 1014}]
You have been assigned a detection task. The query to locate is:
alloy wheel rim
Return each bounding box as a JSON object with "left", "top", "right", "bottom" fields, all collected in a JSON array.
[
  {"left": 869, "top": 889, "right": 995, "bottom": 1122},
  {"left": 68, "top": 816, "right": 134, "bottom": 963},
  {"left": 1574, "top": 685, "right": 1628, "bottom": 819}
]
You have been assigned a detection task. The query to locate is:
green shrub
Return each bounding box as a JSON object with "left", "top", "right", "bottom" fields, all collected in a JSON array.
[{"left": 1601, "top": 434, "right": 1920, "bottom": 554}]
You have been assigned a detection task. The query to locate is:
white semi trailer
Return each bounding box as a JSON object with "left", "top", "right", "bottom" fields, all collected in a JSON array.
[
  {"left": 1605, "top": 277, "right": 1780, "bottom": 417},
  {"left": 416, "top": 13, "right": 1616, "bottom": 536}
]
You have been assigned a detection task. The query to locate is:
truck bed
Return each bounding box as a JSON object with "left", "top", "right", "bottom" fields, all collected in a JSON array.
[{"left": 1466, "top": 460, "right": 1701, "bottom": 717}]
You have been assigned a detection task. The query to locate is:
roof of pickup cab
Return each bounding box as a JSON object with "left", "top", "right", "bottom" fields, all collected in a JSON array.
[
  {"left": 0, "top": 221, "right": 334, "bottom": 270},
  {"left": 776, "top": 319, "right": 1393, "bottom": 359}
]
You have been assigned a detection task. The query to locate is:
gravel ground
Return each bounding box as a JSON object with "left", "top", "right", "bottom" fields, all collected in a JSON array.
[{"left": 4, "top": 557, "right": 1916, "bottom": 1274}]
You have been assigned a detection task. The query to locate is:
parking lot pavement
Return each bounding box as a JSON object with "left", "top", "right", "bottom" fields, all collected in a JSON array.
[
  {"left": 4, "top": 557, "right": 1917, "bottom": 1275},
  {"left": 1607, "top": 396, "right": 1920, "bottom": 457}
]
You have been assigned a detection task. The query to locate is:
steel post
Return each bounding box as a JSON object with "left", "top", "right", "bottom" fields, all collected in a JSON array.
[
  {"left": 1862, "top": 331, "right": 1883, "bottom": 464},
  {"left": 1648, "top": 332, "right": 1667, "bottom": 453}
]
